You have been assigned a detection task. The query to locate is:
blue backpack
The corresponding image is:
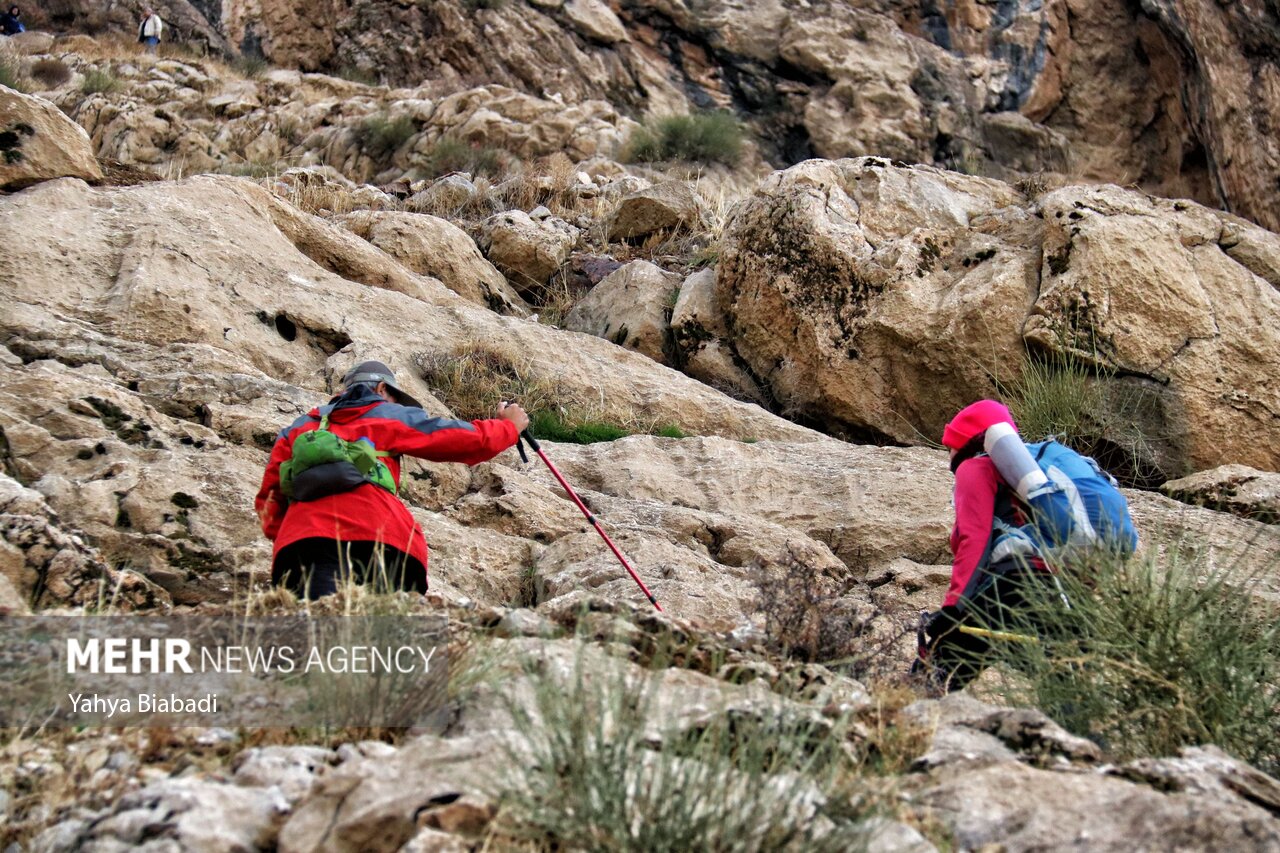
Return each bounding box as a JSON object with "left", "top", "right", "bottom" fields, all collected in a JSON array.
[{"left": 989, "top": 440, "right": 1138, "bottom": 565}]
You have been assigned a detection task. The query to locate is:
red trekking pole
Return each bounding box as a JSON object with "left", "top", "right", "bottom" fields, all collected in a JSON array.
[{"left": 517, "top": 430, "right": 663, "bottom": 612}]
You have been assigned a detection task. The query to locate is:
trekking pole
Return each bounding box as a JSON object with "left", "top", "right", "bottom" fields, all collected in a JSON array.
[
  {"left": 516, "top": 430, "right": 663, "bottom": 612},
  {"left": 957, "top": 625, "right": 1039, "bottom": 645}
]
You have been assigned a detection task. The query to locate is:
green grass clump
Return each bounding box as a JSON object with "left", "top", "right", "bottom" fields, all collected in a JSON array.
[
  {"left": 80, "top": 68, "right": 121, "bottom": 95},
  {"left": 628, "top": 111, "right": 745, "bottom": 166},
  {"left": 355, "top": 112, "right": 417, "bottom": 157},
  {"left": 490, "top": 644, "right": 874, "bottom": 851},
  {"left": 972, "top": 548, "right": 1280, "bottom": 775},
  {"left": 529, "top": 409, "right": 630, "bottom": 444},
  {"left": 336, "top": 65, "right": 379, "bottom": 85}
]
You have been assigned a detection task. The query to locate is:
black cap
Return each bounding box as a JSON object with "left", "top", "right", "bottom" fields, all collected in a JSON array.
[{"left": 341, "top": 360, "right": 423, "bottom": 409}]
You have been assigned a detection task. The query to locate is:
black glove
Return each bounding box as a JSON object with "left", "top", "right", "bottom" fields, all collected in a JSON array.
[{"left": 924, "top": 605, "right": 964, "bottom": 644}]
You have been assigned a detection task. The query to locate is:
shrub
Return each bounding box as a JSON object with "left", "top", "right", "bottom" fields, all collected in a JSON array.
[
  {"left": 999, "top": 353, "right": 1167, "bottom": 487},
  {"left": 80, "top": 68, "right": 121, "bottom": 95},
  {"left": 232, "top": 53, "right": 269, "bottom": 79},
  {"left": 355, "top": 112, "right": 417, "bottom": 158},
  {"left": 336, "top": 65, "right": 379, "bottom": 85},
  {"left": 489, "top": 643, "right": 874, "bottom": 851},
  {"left": 972, "top": 548, "right": 1280, "bottom": 775},
  {"left": 419, "top": 136, "right": 505, "bottom": 179},
  {"left": 627, "top": 111, "right": 745, "bottom": 166},
  {"left": 0, "top": 53, "right": 31, "bottom": 92},
  {"left": 29, "top": 58, "right": 72, "bottom": 89}
]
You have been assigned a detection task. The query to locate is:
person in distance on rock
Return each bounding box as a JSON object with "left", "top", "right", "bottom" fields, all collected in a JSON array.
[
  {"left": 1, "top": 6, "right": 24, "bottom": 35},
  {"left": 137, "top": 7, "right": 162, "bottom": 53},
  {"left": 914, "top": 399, "right": 1136, "bottom": 691},
  {"left": 255, "top": 359, "right": 528, "bottom": 600}
]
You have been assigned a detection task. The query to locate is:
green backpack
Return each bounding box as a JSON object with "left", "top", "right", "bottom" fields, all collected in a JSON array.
[{"left": 279, "top": 414, "right": 397, "bottom": 501}]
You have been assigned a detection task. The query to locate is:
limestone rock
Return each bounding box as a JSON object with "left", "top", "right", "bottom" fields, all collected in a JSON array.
[
  {"left": 719, "top": 158, "right": 1280, "bottom": 472},
  {"left": 608, "top": 181, "right": 709, "bottom": 241},
  {"left": 1162, "top": 465, "right": 1280, "bottom": 525},
  {"left": 60, "top": 778, "right": 289, "bottom": 852},
  {"left": 232, "top": 745, "right": 337, "bottom": 805},
  {"left": 681, "top": 339, "right": 769, "bottom": 406},
  {"left": 479, "top": 209, "right": 579, "bottom": 293},
  {"left": 905, "top": 694, "right": 1102, "bottom": 771},
  {"left": 278, "top": 735, "right": 501, "bottom": 853},
  {"left": 565, "top": 260, "right": 681, "bottom": 363},
  {"left": 408, "top": 174, "right": 477, "bottom": 212},
  {"left": 671, "top": 268, "right": 766, "bottom": 403},
  {"left": 334, "top": 210, "right": 530, "bottom": 315},
  {"left": 718, "top": 157, "right": 1033, "bottom": 446},
  {"left": 563, "top": 0, "right": 628, "bottom": 44},
  {"left": 915, "top": 759, "right": 1280, "bottom": 851},
  {"left": 0, "top": 473, "right": 168, "bottom": 611},
  {"left": 0, "top": 86, "right": 102, "bottom": 189},
  {"left": 671, "top": 268, "right": 729, "bottom": 346},
  {"left": 1027, "top": 185, "right": 1280, "bottom": 472}
]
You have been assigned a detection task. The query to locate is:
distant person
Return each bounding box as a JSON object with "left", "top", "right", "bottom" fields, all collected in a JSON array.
[
  {"left": 137, "top": 7, "right": 162, "bottom": 53},
  {"left": 255, "top": 360, "right": 528, "bottom": 600},
  {"left": 1, "top": 6, "right": 24, "bottom": 35}
]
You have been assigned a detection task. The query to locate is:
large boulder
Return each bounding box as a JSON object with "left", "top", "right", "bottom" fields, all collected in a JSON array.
[
  {"left": 334, "top": 210, "right": 530, "bottom": 316},
  {"left": 717, "top": 157, "right": 1035, "bottom": 445},
  {"left": 479, "top": 209, "right": 579, "bottom": 294},
  {"left": 718, "top": 158, "right": 1280, "bottom": 472},
  {"left": 565, "top": 260, "right": 680, "bottom": 363},
  {"left": 608, "top": 182, "right": 709, "bottom": 241},
  {"left": 1026, "top": 186, "right": 1280, "bottom": 473},
  {"left": 0, "top": 86, "right": 102, "bottom": 189}
]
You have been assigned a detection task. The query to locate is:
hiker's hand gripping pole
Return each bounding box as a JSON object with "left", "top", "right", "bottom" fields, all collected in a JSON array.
[{"left": 517, "top": 430, "right": 663, "bottom": 612}]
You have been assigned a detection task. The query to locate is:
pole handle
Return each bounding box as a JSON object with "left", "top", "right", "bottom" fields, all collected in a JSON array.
[{"left": 520, "top": 429, "right": 541, "bottom": 452}]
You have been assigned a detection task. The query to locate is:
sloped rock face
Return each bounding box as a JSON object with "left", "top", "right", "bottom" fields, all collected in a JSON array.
[
  {"left": 0, "top": 86, "right": 102, "bottom": 189},
  {"left": 0, "top": 174, "right": 816, "bottom": 611},
  {"left": 33, "top": 0, "right": 1280, "bottom": 227},
  {"left": 903, "top": 0, "right": 1280, "bottom": 232},
  {"left": 718, "top": 158, "right": 1280, "bottom": 474},
  {"left": 333, "top": 210, "right": 530, "bottom": 316}
]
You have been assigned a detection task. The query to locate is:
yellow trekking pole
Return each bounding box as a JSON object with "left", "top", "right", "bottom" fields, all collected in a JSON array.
[{"left": 958, "top": 625, "right": 1040, "bottom": 645}]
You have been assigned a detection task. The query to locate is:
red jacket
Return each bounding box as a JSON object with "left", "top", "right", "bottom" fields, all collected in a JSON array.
[
  {"left": 946, "top": 456, "right": 1001, "bottom": 607},
  {"left": 947, "top": 455, "right": 1049, "bottom": 607},
  {"left": 255, "top": 386, "right": 518, "bottom": 584}
]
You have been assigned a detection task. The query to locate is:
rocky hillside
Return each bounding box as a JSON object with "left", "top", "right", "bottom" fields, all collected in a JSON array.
[
  {"left": 14, "top": 0, "right": 1280, "bottom": 232},
  {"left": 3, "top": 11, "right": 1280, "bottom": 851}
]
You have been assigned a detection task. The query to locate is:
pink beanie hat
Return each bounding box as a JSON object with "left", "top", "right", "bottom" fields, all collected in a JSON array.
[{"left": 942, "top": 400, "right": 1017, "bottom": 450}]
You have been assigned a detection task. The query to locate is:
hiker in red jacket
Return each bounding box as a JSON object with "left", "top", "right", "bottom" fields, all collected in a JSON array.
[
  {"left": 916, "top": 400, "right": 1056, "bottom": 690},
  {"left": 255, "top": 360, "right": 527, "bottom": 599}
]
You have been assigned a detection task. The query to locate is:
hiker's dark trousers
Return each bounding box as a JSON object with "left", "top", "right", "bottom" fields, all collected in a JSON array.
[
  {"left": 273, "top": 537, "right": 427, "bottom": 600},
  {"left": 925, "top": 560, "right": 1051, "bottom": 691}
]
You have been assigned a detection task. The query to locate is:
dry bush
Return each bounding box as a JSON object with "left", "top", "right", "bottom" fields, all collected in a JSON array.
[
  {"left": 269, "top": 177, "right": 361, "bottom": 216},
  {"left": 29, "top": 58, "right": 72, "bottom": 89}
]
